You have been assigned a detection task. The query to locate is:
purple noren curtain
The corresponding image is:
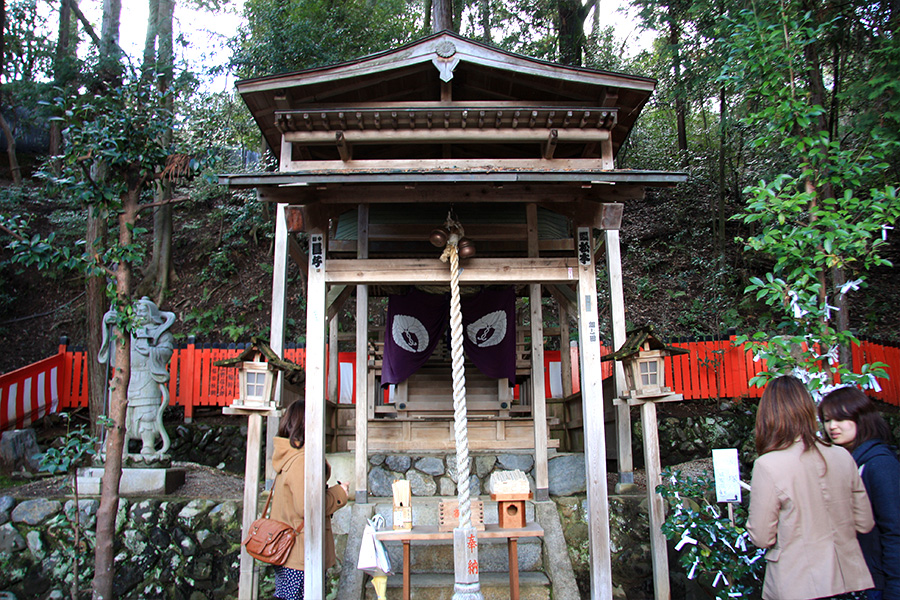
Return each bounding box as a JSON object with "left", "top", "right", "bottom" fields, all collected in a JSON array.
[
  {"left": 381, "top": 288, "right": 449, "bottom": 386},
  {"left": 461, "top": 286, "right": 516, "bottom": 386}
]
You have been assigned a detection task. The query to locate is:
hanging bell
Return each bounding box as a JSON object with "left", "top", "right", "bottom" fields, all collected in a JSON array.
[
  {"left": 429, "top": 227, "right": 449, "bottom": 247},
  {"left": 457, "top": 237, "right": 476, "bottom": 258}
]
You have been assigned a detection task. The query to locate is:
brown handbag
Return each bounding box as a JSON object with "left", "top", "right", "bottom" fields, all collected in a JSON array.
[{"left": 242, "top": 475, "right": 303, "bottom": 566}]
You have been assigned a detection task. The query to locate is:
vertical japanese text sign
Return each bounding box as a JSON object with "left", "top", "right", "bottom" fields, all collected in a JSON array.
[
  {"left": 310, "top": 233, "right": 324, "bottom": 272},
  {"left": 712, "top": 448, "right": 741, "bottom": 503}
]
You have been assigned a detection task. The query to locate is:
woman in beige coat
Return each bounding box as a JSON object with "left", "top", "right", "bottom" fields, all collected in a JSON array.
[
  {"left": 270, "top": 400, "right": 349, "bottom": 600},
  {"left": 748, "top": 375, "right": 874, "bottom": 600}
]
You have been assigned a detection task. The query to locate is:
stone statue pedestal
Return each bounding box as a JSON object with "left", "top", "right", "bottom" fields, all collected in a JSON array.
[{"left": 76, "top": 467, "right": 186, "bottom": 496}]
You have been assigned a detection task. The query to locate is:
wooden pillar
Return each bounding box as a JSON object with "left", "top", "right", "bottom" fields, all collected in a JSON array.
[
  {"left": 637, "top": 398, "right": 670, "bottom": 600},
  {"left": 559, "top": 301, "right": 573, "bottom": 397},
  {"left": 304, "top": 225, "right": 328, "bottom": 598},
  {"left": 527, "top": 203, "right": 549, "bottom": 500},
  {"left": 328, "top": 317, "right": 339, "bottom": 402},
  {"left": 530, "top": 283, "right": 549, "bottom": 499},
  {"left": 267, "top": 203, "right": 290, "bottom": 480},
  {"left": 604, "top": 229, "right": 633, "bottom": 485},
  {"left": 237, "top": 412, "right": 263, "bottom": 600},
  {"left": 355, "top": 204, "right": 370, "bottom": 503},
  {"left": 575, "top": 225, "right": 613, "bottom": 600}
]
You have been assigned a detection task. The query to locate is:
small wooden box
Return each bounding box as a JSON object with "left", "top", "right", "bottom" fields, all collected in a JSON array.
[
  {"left": 491, "top": 492, "right": 532, "bottom": 529},
  {"left": 438, "top": 500, "right": 485, "bottom": 532},
  {"left": 393, "top": 506, "right": 412, "bottom": 530}
]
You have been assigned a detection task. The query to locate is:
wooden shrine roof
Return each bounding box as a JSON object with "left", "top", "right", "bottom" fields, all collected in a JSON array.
[{"left": 235, "top": 31, "right": 665, "bottom": 171}]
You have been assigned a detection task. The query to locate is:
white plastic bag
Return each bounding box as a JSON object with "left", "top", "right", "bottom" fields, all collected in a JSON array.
[{"left": 357, "top": 515, "right": 392, "bottom": 574}]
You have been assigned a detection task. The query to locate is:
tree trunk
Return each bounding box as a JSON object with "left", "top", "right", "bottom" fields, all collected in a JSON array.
[
  {"left": 91, "top": 1, "right": 124, "bottom": 597},
  {"left": 433, "top": 0, "right": 451, "bottom": 32},
  {"left": 91, "top": 185, "right": 139, "bottom": 600},
  {"left": 0, "top": 0, "right": 22, "bottom": 186},
  {"left": 50, "top": 0, "right": 73, "bottom": 159},
  {"left": 86, "top": 205, "right": 108, "bottom": 439},
  {"left": 480, "top": 0, "right": 490, "bottom": 43},
  {"left": 556, "top": 0, "right": 595, "bottom": 66},
  {"left": 98, "top": 0, "right": 122, "bottom": 83},
  {"left": 0, "top": 112, "right": 22, "bottom": 185},
  {"left": 150, "top": 0, "right": 175, "bottom": 302},
  {"left": 139, "top": 0, "right": 159, "bottom": 87},
  {"left": 669, "top": 12, "right": 688, "bottom": 166},
  {"left": 717, "top": 86, "right": 727, "bottom": 252}
]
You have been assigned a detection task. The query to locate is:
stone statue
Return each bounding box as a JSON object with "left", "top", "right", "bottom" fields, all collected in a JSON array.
[{"left": 99, "top": 297, "right": 176, "bottom": 462}]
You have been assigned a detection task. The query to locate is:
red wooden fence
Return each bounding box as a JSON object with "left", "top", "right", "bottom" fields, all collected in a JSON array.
[{"left": 2, "top": 335, "right": 897, "bottom": 431}]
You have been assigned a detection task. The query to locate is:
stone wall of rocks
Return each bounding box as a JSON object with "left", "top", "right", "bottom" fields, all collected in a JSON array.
[
  {"left": 0, "top": 495, "right": 247, "bottom": 600},
  {"left": 168, "top": 423, "right": 248, "bottom": 473},
  {"left": 0, "top": 451, "right": 655, "bottom": 600},
  {"left": 365, "top": 451, "right": 651, "bottom": 597},
  {"left": 365, "top": 451, "right": 589, "bottom": 498}
]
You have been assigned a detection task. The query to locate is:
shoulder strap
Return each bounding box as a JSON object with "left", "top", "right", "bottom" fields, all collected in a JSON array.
[{"left": 259, "top": 472, "right": 278, "bottom": 518}]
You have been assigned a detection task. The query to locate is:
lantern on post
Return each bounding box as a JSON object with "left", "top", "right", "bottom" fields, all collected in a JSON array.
[
  {"left": 603, "top": 325, "right": 688, "bottom": 399},
  {"left": 214, "top": 337, "right": 305, "bottom": 410},
  {"left": 602, "top": 324, "right": 688, "bottom": 600}
]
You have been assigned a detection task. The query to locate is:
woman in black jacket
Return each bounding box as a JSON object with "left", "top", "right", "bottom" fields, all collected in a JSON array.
[{"left": 820, "top": 387, "right": 900, "bottom": 600}]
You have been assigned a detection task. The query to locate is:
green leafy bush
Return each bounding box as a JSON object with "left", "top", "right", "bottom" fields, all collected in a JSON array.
[{"left": 657, "top": 469, "right": 765, "bottom": 599}]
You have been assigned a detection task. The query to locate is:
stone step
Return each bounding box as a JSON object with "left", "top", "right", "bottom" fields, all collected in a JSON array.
[{"left": 363, "top": 572, "right": 551, "bottom": 600}]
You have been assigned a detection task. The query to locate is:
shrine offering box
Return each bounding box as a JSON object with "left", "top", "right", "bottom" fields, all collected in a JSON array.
[
  {"left": 491, "top": 492, "right": 532, "bottom": 529},
  {"left": 392, "top": 479, "right": 412, "bottom": 530},
  {"left": 438, "top": 499, "right": 485, "bottom": 532}
]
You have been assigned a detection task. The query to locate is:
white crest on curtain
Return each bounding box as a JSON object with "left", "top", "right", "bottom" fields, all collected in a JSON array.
[
  {"left": 466, "top": 310, "right": 507, "bottom": 348},
  {"left": 392, "top": 315, "right": 429, "bottom": 353}
]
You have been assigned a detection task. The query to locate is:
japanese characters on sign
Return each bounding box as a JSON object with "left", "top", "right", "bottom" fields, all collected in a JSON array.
[
  {"left": 712, "top": 448, "right": 742, "bottom": 503},
  {"left": 310, "top": 233, "right": 324, "bottom": 271},
  {"left": 577, "top": 227, "right": 592, "bottom": 266}
]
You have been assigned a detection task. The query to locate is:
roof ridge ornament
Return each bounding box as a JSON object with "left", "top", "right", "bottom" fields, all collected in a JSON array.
[{"left": 432, "top": 40, "right": 459, "bottom": 82}]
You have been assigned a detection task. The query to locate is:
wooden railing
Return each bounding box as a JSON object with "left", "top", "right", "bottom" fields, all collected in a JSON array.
[{"left": 1, "top": 334, "right": 897, "bottom": 431}]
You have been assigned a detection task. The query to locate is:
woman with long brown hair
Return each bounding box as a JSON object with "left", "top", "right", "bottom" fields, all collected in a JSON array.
[
  {"left": 270, "top": 400, "right": 349, "bottom": 600},
  {"left": 820, "top": 387, "right": 900, "bottom": 600},
  {"left": 748, "top": 375, "right": 874, "bottom": 599}
]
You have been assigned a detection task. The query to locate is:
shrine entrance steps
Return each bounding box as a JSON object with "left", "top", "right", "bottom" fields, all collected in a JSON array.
[{"left": 339, "top": 497, "right": 581, "bottom": 600}]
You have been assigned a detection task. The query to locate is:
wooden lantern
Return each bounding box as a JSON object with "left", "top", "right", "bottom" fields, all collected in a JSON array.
[
  {"left": 235, "top": 353, "right": 277, "bottom": 410},
  {"left": 213, "top": 337, "right": 305, "bottom": 411},
  {"left": 603, "top": 325, "right": 689, "bottom": 400}
]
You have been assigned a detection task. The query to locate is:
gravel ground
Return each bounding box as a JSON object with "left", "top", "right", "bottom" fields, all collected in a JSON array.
[{"left": 4, "top": 461, "right": 247, "bottom": 500}]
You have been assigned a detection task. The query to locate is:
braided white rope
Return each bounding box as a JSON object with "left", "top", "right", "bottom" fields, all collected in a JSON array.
[
  {"left": 448, "top": 242, "right": 472, "bottom": 530},
  {"left": 444, "top": 234, "right": 483, "bottom": 600}
]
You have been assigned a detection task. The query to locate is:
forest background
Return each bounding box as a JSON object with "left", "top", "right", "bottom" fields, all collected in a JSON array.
[{"left": 0, "top": 0, "right": 898, "bottom": 597}]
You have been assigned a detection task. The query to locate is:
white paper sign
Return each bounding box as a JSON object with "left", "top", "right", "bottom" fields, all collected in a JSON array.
[{"left": 712, "top": 448, "right": 741, "bottom": 503}]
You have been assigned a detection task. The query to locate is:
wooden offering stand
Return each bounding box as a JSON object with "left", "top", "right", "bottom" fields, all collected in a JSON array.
[{"left": 491, "top": 492, "right": 533, "bottom": 529}]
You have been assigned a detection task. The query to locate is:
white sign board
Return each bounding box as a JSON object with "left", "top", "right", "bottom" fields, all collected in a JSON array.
[{"left": 712, "top": 448, "right": 741, "bottom": 503}]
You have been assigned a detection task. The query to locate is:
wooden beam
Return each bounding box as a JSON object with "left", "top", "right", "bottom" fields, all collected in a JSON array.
[
  {"left": 282, "top": 128, "right": 609, "bottom": 145},
  {"left": 237, "top": 412, "right": 263, "bottom": 600},
  {"left": 559, "top": 301, "right": 573, "bottom": 398},
  {"left": 641, "top": 400, "right": 671, "bottom": 600},
  {"left": 328, "top": 316, "right": 339, "bottom": 404},
  {"left": 355, "top": 204, "right": 370, "bottom": 503},
  {"left": 269, "top": 203, "right": 290, "bottom": 474},
  {"left": 575, "top": 225, "right": 613, "bottom": 600},
  {"left": 605, "top": 230, "right": 632, "bottom": 483},
  {"left": 288, "top": 234, "right": 309, "bottom": 284},
  {"left": 326, "top": 285, "right": 352, "bottom": 321},
  {"left": 282, "top": 158, "right": 617, "bottom": 172},
  {"left": 335, "top": 131, "right": 352, "bottom": 162},
  {"left": 323, "top": 257, "right": 579, "bottom": 285},
  {"left": 527, "top": 203, "right": 549, "bottom": 499},
  {"left": 542, "top": 129, "right": 558, "bottom": 160},
  {"left": 304, "top": 226, "right": 328, "bottom": 598},
  {"left": 548, "top": 284, "right": 577, "bottom": 317}
]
